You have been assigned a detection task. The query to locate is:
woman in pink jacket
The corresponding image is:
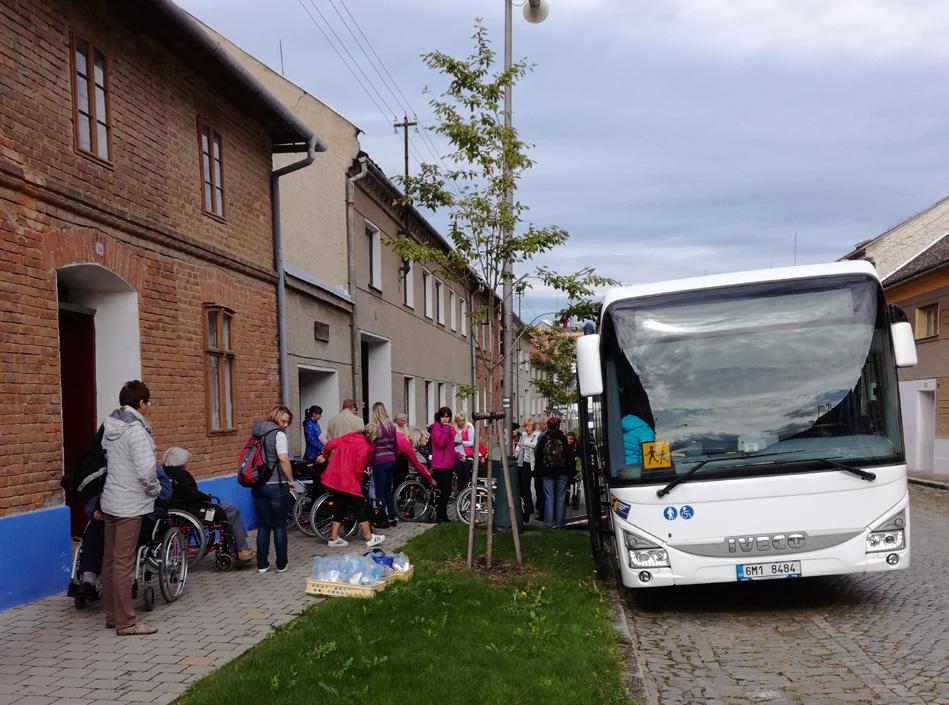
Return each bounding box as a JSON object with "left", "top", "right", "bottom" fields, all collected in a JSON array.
[
  {"left": 429, "top": 406, "right": 456, "bottom": 523},
  {"left": 319, "top": 424, "right": 436, "bottom": 547}
]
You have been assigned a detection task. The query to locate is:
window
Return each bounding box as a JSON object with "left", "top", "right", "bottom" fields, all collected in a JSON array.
[
  {"left": 460, "top": 299, "right": 468, "bottom": 337},
  {"left": 435, "top": 280, "right": 445, "bottom": 325},
  {"left": 915, "top": 303, "right": 938, "bottom": 339},
  {"left": 403, "top": 376, "right": 416, "bottom": 426},
  {"left": 425, "top": 380, "right": 435, "bottom": 422},
  {"left": 438, "top": 382, "right": 447, "bottom": 407},
  {"left": 366, "top": 222, "right": 382, "bottom": 290},
  {"left": 205, "top": 306, "right": 236, "bottom": 432},
  {"left": 199, "top": 124, "right": 225, "bottom": 218},
  {"left": 423, "top": 270, "right": 433, "bottom": 319},
  {"left": 402, "top": 259, "right": 415, "bottom": 307},
  {"left": 71, "top": 36, "right": 111, "bottom": 161},
  {"left": 449, "top": 291, "right": 457, "bottom": 331}
]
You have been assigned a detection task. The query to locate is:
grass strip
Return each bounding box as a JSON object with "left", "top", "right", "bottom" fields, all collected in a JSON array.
[{"left": 177, "top": 523, "right": 635, "bottom": 705}]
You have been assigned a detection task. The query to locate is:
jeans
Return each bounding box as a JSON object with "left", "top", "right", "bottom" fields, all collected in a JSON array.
[
  {"left": 543, "top": 476, "right": 569, "bottom": 528},
  {"left": 372, "top": 461, "right": 397, "bottom": 519},
  {"left": 253, "top": 483, "right": 291, "bottom": 570},
  {"left": 78, "top": 518, "right": 105, "bottom": 575}
]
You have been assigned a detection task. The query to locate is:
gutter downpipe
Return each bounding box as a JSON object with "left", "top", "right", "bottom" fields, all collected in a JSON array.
[
  {"left": 346, "top": 156, "right": 370, "bottom": 405},
  {"left": 273, "top": 135, "right": 318, "bottom": 406}
]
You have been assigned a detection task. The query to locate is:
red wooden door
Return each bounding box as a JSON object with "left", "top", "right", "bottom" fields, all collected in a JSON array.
[{"left": 59, "top": 308, "right": 97, "bottom": 538}]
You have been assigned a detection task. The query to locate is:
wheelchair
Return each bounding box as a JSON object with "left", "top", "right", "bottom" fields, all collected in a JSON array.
[
  {"left": 67, "top": 513, "right": 188, "bottom": 611},
  {"left": 164, "top": 500, "right": 242, "bottom": 572}
]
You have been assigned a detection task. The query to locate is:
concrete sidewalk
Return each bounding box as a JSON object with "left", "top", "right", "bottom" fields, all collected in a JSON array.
[
  {"left": 0, "top": 521, "right": 433, "bottom": 705},
  {"left": 908, "top": 470, "right": 949, "bottom": 491}
]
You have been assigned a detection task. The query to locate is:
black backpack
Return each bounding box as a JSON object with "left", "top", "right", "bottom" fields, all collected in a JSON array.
[
  {"left": 61, "top": 425, "right": 107, "bottom": 502},
  {"left": 543, "top": 436, "right": 568, "bottom": 472}
]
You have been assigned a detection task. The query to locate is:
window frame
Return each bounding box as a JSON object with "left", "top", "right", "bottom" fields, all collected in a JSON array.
[
  {"left": 204, "top": 305, "right": 237, "bottom": 434},
  {"left": 70, "top": 34, "right": 113, "bottom": 164},
  {"left": 449, "top": 290, "right": 457, "bottom": 331},
  {"left": 460, "top": 299, "right": 468, "bottom": 337},
  {"left": 402, "top": 259, "right": 415, "bottom": 308},
  {"left": 403, "top": 376, "right": 416, "bottom": 426},
  {"left": 435, "top": 279, "right": 445, "bottom": 325},
  {"left": 366, "top": 221, "right": 382, "bottom": 291},
  {"left": 423, "top": 269, "right": 434, "bottom": 319},
  {"left": 198, "top": 122, "right": 226, "bottom": 220},
  {"left": 915, "top": 302, "right": 939, "bottom": 340}
]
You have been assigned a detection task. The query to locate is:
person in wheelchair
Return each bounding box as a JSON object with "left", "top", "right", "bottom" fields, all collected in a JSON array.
[{"left": 161, "top": 446, "right": 255, "bottom": 564}]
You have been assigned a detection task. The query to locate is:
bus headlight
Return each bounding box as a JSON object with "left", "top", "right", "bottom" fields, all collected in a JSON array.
[
  {"left": 624, "top": 530, "right": 670, "bottom": 568},
  {"left": 866, "top": 530, "right": 904, "bottom": 553}
]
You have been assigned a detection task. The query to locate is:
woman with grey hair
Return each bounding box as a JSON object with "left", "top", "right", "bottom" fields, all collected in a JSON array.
[{"left": 162, "top": 446, "right": 255, "bottom": 563}]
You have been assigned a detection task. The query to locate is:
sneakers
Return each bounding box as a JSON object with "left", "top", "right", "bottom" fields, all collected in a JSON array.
[
  {"left": 276, "top": 565, "right": 289, "bottom": 573},
  {"left": 365, "top": 534, "right": 385, "bottom": 548},
  {"left": 388, "top": 518, "right": 398, "bottom": 527},
  {"left": 257, "top": 566, "right": 269, "bottom": 573},
  {"left": 327, "top": 537, "right": 349, "bottom": 548}
]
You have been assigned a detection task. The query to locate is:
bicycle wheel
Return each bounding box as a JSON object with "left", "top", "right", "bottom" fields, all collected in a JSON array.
[
  {"left": 158, "top": 527, "right": 188, "bottom": 603},
  {"left": 456, "top": 486, "right": 492, "bottom": 525},
  {"left": 166, "top": 509, "right": 208, "bottom": 567},
  {"left": 309, "top": 493, "right": 359, "bottom": 540},
  {"left": 395, "top": 480, "right": 431, "bottom": 522},
  {"left": 293, "top": 492, "right": 317, "bottom": 536}
]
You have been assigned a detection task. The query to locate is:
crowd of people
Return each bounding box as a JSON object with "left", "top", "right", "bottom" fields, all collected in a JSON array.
[{"left": 74, "top": 379, "right": 579, "bottom": 636}]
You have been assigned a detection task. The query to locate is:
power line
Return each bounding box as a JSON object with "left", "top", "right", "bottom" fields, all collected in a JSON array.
[
  {"left": 305, "top": 0, "right": 398, "bottom": 119},
  {"left": 295, "top": 0, "right": 391, "bottom": 124}
]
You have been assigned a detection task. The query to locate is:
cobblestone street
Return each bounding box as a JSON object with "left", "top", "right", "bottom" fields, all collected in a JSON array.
[
  {"left": 0, "top": 521, "right": 433, "bottom": 705},
  {"left": 623, "top": 485, "right": 949, "bottom": 705}
]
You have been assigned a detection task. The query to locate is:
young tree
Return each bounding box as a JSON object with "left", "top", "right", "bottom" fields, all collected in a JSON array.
[
  {"left": 390, "top": 20, "right": 616, "bottom": 569},
  {"left": 391, "top": 20, "right": 615, "bottom": 413}
]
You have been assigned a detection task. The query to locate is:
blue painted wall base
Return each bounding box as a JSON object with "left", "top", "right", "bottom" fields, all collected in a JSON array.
[{"left": 0, "top": 474, "right": 258, "bottom": 612}]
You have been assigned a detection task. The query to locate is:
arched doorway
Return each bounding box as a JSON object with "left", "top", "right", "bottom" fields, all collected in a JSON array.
[{"left": 57, "top": 264, "right": 141, "bottom": 536}]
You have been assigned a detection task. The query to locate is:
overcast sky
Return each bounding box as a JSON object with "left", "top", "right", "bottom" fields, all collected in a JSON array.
[{"left": 179, "top": 0, "right": 949, "bottom": 323}]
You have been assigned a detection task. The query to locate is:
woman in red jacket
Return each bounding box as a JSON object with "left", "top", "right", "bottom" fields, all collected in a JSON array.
[
  {"left": 429, "top": 406, "right": 456, "bottom": 523},
  {"left": 318, "top": 424, "right": 436, "bottom": 547}
]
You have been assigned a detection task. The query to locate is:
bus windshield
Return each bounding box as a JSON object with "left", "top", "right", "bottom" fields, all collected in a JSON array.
[{"left": 600, "top": 275, "right": 904, "bottom": 485}]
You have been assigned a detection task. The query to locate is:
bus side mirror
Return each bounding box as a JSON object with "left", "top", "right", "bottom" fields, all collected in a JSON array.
[
  {"left": 576, "top": 334, "right": 603, "bottom": 396},
  {"left": 888, "top": 304, "right": 917, "bottom": 368},
  {"left": 891, "top": 322, "right": 917, "bottom": 367}
]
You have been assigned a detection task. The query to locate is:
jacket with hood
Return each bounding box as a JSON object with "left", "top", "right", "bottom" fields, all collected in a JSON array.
[
  {"left": 251, "top": 420, "right": 287, "bottom": 486},
  {"left": 320, "top": 431, "right": 372, "bottom": 497},
  {"left": 429, "top": 421, "right": 456, "bottom": 470},
  {"left": 621, "top": 414, "right": 654, "bottom": 465},
  {"left": 100, "top": 406, "right": 159, "bottom": 517}
]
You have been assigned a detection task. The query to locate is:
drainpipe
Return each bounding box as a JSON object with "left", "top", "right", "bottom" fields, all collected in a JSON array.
[
  {"left": 346, "top": 155, "right": 369, "bottom": 404},
  {"left": 272, "top": 135, "right": 317, "bottom": 406}
]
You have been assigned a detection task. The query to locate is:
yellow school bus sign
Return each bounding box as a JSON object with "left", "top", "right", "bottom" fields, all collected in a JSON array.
[{"left": 641, "top": 441, "right": 672, "bottom": 471}]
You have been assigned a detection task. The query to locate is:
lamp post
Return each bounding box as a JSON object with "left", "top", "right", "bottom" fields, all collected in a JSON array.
[{"left": 502, "top": 0, "right": 548, "bottom": 439}]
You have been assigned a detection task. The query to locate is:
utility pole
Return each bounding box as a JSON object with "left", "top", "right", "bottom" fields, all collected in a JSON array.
[
  {"left": 279, "top": 39, "right": 285, "bottom": 76},
  {"left": 393, "top": 115, "right": 418, "bottom": 187}
]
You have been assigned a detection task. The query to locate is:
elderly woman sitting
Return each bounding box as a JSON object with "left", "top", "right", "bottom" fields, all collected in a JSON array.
[{"left": 162, "top": 447, "right": 255, "bottom": 563}]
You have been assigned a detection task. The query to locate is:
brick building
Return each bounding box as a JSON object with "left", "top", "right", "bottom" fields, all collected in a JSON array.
[{"left": 0, "top": 0, "right": 317, "bottom": 609}]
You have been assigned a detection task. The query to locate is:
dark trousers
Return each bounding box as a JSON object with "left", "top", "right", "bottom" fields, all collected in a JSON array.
[
  {"left": 432, "top": 468, "right": 454, "bottom": 521},
  {"left": 518, "top": 463, "right": 534, "bottom": 520},
  {"left": 372, "top": 461, "right": 397, "bottom": 519},
  {"left": 455, "top": 457, "right": 472, "bottom": 490},
  {"left": 102, "top": 515, "right": 142, "bottom": 631},
  {"left": 394, "top": 456, "right": 409, "bottom": 488},
  {"left": 330, "top": 490, "right": 370, "bottom": 524},
  {"left": 253, "top": 483, "right": 290, "bottom": 570},
  {"left": 79, "top": 518, "right": 105, "bottom": 575}
]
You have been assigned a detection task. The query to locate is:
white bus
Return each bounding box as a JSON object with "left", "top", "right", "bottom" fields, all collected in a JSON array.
[{"left": 576, "top": 261, "right": 918, "bottom": 589}]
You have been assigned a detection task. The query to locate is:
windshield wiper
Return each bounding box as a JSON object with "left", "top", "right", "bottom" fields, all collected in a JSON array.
[
  {"left": 656, "top": 451, "right": 799, "bottom": 498},
  {"left": 811, "top": 457, "right": 876, "bottom": 481}
]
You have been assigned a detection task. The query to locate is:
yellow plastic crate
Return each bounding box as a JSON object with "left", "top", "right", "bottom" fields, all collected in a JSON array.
[
  {"left": 305, "top": 577, "right": 386, "bottom": 599},
  {"left": 382, "top": 565, "right": 415, "bottom": 583}
]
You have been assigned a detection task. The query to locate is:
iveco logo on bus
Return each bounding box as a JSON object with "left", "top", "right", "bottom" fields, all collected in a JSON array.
[{"left": 727, "top": 533, "right": 806, "bottom": 553}]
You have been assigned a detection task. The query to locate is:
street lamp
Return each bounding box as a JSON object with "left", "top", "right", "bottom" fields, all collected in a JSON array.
[{"left": 502, "top": 0, "right": 549, "bottom": 440}]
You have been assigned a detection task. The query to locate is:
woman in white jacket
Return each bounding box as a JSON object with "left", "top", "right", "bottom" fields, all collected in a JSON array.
[{"left": 515, "top": 419, "right": 540, "bottom": 523}]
